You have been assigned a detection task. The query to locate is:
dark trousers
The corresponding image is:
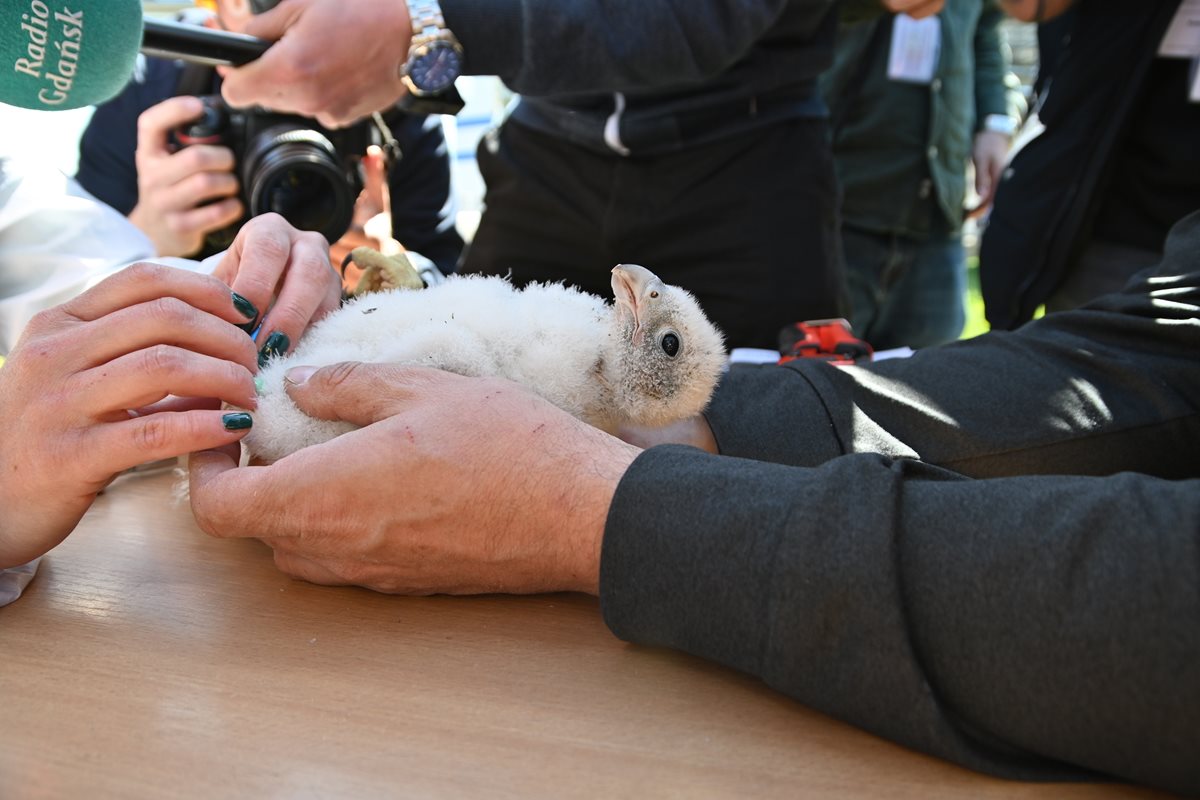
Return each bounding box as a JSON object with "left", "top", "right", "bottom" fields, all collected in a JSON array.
[{"left": 460, "top": 117, "right": 845, "bottom": 350}]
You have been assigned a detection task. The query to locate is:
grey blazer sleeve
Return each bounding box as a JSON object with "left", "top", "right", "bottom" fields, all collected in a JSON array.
[
  {"left": 599, "top": 212, "right": 1200, "bottom": 793},
  {"left": 706, "top": 212, "right": 1200, "bottom": 481}
]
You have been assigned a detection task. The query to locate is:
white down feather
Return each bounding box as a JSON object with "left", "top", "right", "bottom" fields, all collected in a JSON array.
[{"left": 246, "top": 268, "right": 726, "bottom": 464}]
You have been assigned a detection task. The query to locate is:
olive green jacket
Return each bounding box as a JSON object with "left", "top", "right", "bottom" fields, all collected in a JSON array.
[{"left": 821, "top": 1, "right": 1016, "bottom": 237}]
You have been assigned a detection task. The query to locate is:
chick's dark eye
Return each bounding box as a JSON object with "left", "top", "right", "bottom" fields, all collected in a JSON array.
[{"left": 660, "top": 332, "right": 680, "bottom": 357}]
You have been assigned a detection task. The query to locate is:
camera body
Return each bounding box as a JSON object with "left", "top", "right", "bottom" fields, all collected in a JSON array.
[{"left": 176, "top": 95, "right": 375, "bottom": 249}]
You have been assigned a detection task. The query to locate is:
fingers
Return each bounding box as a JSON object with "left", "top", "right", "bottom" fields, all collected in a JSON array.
[
  {"left": 269, "top": 548, "right": 350, "bottom": 586},
  {"left": 189, "top": 449, "right": 318, "bottom": 541},
  {"left": 135, "top": 95, "right": 206, "bottom": 158},
  {"left": 284, "top": 361, "right": 441, "bottom": 426},
  {"left": 55, "top": 263, "right": 261, "bottom": 330},
  {"left": 216, "top": 215, "right": 341, "bottom": 357},
  {"left": 171, "top": 197, "right": 246, "bottom": 239},
  {"left": 220, "top": 1, "right": 410, "bottom": 125},
  {"left": 72, "top": 291, "right": 257, "bottom": 372},
  {"left": 71, "top": 345, "right": 257, "bottom": 415},
  {"left": 187, "top": 449, "right": 263, "bottom": 537},
  {"left": 261, "top": 236, "right": 342, "bottom": 354},
  {"left": 81, "top": 410, "right": 254, "bottom": 479},
  {"left": 219, "top": 3, "right": 309, "bottom": 111},
  {"left": 133, "top": 396, "right": 222, "bottom": 415},
  {"left": 158, "top": 165, "right": 241, "bottom": 211}
]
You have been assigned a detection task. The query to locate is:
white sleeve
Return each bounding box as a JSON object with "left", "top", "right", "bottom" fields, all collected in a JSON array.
[
  {"left": 0, "top": 157, "right": 157, "bottom": 354},
  {"left": 0, "top": 558, "right": 39, "bottom": 608}
]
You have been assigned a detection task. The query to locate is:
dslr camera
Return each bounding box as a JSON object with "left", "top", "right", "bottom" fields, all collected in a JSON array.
[{"left": 176, "top": 95, "right": 377, "bottom": 249}]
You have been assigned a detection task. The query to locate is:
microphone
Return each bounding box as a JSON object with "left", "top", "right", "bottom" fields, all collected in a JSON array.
[
  {"left": 140, "top": 19, "right": 269, "bottom": 69},
  {"left": 2, "top": 0, "right": 271, "bottom": 112},
  {"left": 1, "top": 0, "right": 143, "bottom": 111}
]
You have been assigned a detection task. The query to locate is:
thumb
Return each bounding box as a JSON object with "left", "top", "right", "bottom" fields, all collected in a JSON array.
[
  {"left": 187, "top": 449, "right": 243, "bottom": 537},
  {"left": 283, "top": 361, "right": 426, "bottom": 427},
  {"left": 219, "top": 3, "right": 305, "bottom": 108}
]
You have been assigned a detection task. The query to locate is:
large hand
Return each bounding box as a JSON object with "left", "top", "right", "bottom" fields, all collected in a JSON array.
[
  {"left": 128, "top": 96, "right": 244, "bottom": 257},
  {"left": 219, "top": 0, "right": 413, "bottom": 129},
  {"left": 0, "top": 265, "right": 260, "bottom": 569},
  {"left": 209, "top": 214, "right": 343, "bottom": 368},
  {"left": 188, "top": 363, "right": 641, "bottom": 595}
]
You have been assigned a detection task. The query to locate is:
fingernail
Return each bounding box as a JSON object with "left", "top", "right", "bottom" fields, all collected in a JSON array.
[
  {"left": 231, "top": 292, "right": 258, "bottom": 320},
  {"left": 222, "top": 412, "right": 253, "bottom": 431},
  {"left": 284, "top": 366, "right": 316, "bottom": 386},
  {"left": 258, "top": 331, "right": 290, "bottom": 369},
  {"left": 254, "top": 376, "right": 264, "bottom": 395}
]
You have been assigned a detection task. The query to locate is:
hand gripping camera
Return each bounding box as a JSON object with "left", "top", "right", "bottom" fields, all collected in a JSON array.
[{"left": 176, "top": 96, "right": 377, "bottom": 249}]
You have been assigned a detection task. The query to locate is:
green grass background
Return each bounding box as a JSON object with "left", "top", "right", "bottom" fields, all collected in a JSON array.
[{"left": 962, "top": 255, "right": 989, "bottom": 340}]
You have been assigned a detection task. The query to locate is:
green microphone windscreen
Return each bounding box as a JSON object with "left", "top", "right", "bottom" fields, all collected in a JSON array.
[{"left": 1, "top": 0, "right": 142, "bottom": 110}]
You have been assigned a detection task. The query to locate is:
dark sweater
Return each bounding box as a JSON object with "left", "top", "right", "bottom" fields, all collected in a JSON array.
[
  {"left": 443, "top": 0, "right": 861, "bottom": 155},
  {"left": 602, "top": 211, "right": 1200, "bottom": 794}
]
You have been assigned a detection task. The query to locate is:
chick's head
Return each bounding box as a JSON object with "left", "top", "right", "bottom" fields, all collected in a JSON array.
[{"left": 607, "top": 264, "right": 726, "bottom": 428}]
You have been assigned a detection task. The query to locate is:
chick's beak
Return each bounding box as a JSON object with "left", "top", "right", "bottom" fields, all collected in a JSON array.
[{"left": 611, "top": 264, "right": 661, "bottom": 344}]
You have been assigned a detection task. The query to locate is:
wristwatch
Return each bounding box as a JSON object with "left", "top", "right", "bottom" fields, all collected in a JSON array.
[
  {"left": 982, "top": 113, "right": 1018, "bottom": 138},
  {"left": 400, "top": 0, "right": 464, "bottom": 97}
]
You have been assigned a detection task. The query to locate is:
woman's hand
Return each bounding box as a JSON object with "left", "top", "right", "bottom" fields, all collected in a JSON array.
[
  {"left": 209, "top": 213, "right": 343, "bottom": 368},
  {"left": 0, "top": 264, "right": 260, "bottom": 568}
]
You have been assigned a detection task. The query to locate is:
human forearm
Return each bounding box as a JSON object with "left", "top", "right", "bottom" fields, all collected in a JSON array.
[{"left": 600, "top": 446, "right": 1200, "bottom": 793}]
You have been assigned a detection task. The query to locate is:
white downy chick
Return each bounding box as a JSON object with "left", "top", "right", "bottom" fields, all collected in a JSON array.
[{"left": 246, "top": 264, "right": 726, "bottom": 463}]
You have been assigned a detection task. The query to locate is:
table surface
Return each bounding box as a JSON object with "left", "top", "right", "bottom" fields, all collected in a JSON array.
[{"left": 0, "top": 470, "right": 1174, "bottom": 799}]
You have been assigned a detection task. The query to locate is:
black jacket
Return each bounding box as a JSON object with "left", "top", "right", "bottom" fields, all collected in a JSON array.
[{"left": 978, "top": 1, "right": 1182, "bottom": 330}]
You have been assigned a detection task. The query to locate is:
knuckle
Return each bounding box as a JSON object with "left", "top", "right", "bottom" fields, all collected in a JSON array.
[
  {"left": 321, "top": 360, "right": 364, "bottom": 390},
  {"left": 177, "top": 147, "right": 207, "bottom": 173},
  {"left": 134, "top": 415, "right": 172, "bottom": 453},
  {"left": 141, "top": 343, "right": 185, "bottom": 377},
  {"left": 248, "top": 228, "right": 292, "bottom": 263},
  {"left": 24, "top": 306, "right": 61, "bottom": 335},
  {"left": 166, "top": 214, "right": 190, "bottom": 235},
  {"left": 124, "top": 260, "right": 168, "bottom": 285},
  {"left": 148, "top": 296, "right": 190, "bottom": 324},
  {"left": 331, "top": 560, "right": 372, "bottom": 586}
]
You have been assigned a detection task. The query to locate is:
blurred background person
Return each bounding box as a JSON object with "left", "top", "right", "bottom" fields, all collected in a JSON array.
[
  {"left": 981, "top": 0, "right": 1200, "bottom": 328},
  {"left": 75, "top": 0, "right": 463, "bottom": 280},
  {"left": 822, "top": 1, "right": 1020, "bottom": 350}
]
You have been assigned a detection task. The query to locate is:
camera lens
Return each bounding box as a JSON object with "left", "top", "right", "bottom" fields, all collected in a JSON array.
[{"left": 241, "top": 126, "right": 358, "bottom": 243}]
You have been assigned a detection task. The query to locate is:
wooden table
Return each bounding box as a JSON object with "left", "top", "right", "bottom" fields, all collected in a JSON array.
[{"left": 0, "top": 470, "right": 1173, "bottom": 799}]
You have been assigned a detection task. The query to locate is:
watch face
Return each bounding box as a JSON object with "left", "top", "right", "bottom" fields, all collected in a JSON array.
[{"left": 409, "top": 42, "right": 462, "bottom": 94}]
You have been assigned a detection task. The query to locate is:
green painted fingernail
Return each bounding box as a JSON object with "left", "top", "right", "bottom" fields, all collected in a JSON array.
[
  {"left": 254, "top": 376, "right": 264, "bottom": 394},
  {"left": 258, "top": 331, "right": 290, "bottom": 369},
  {"left": 232, "top": 292, "right": 258, "bottom": 320},
  {"left": 222, "top": 412, "right": 253, "bottom": 431}
]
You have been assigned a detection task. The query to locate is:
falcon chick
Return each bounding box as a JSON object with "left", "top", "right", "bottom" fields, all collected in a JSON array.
[{"left": 246, "top": 264, "right": 726, "bottom": 463}]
